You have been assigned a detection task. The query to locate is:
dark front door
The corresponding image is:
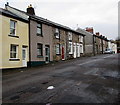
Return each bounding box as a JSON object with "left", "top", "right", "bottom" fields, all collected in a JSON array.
[
  {"left": 45, "top": 45, "right": 50, "bottom": 63},
  {"left": 62, "top": 46, "right": 65, "bottom": 60}
]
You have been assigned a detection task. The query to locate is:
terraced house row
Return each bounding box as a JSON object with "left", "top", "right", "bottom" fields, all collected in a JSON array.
[{"left": 0, "top": 4, "right": 116, "bottom": 69}]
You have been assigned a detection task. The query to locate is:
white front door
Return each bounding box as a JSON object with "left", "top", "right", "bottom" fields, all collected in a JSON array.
[
  {"left": 22, "top": 48, "right": 27, "bottom": 67},
  {"left": 73, "top": 43, "right": 76, "bottom": 58},
  {"left": 77, "top": 44, "right": 80, "bottom": 57}
]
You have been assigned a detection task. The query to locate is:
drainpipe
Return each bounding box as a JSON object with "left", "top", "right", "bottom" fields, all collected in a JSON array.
[
  {"left": 93, "top": 35, "right": 95, "bottom": 56},
  {"left": 83, "top": 35, "right": 85, "bottom": 56},
  {"left": 28, "top": 17, "right": 31, "bottom": 67},
  {"left": 66, "top": 32, "right": 68, "bottom": 59},
  {"left": 101, "top": 39, "right": 104, "bottom": 54}
]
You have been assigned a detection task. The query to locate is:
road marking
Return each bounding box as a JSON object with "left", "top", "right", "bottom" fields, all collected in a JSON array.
[
  {"left": 77, "top": 55, "right": 114, "bottom": 66},
  {"left": 84, "top": 69, "right": 99, "bottom": 75},
  {"left": 103, "top": 54, "right": 114, "bottom": 59}
]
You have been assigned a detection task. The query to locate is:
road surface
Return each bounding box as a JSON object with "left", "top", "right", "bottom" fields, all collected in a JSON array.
[{"left": 2, "top": 54, "right": 120, "bottom": 103}]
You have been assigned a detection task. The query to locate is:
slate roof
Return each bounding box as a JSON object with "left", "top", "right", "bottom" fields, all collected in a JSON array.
[
  {"left": 0, "top": 8, "right": 28, "bottom": 22},
  {"left": 5, "top": 5, "right": 85, "bottom": 36}
]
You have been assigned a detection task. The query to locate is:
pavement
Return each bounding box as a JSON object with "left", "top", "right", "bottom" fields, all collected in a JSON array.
[{"left": 2, "top": 54, "right": 120, "bottom": 103}]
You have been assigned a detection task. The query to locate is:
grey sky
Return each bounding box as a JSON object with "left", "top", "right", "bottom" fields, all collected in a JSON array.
[{"left": 0, "top": 0, "right": 119, "bottom": 40}]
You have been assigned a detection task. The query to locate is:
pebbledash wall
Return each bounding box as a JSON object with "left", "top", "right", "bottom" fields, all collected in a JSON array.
[{"left": 0, "top": 9, "right": 29, "bottom": 69}]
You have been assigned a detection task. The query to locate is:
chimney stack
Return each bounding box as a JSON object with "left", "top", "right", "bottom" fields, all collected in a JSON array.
[
  {"left": 86, "top": 27, "right": 94, "bottom": 34},
  {"left": 27, "top": 4, "right": 35, "bottom": 15},
  {"left": 96, "top": 32, "right": 100, "bottom": 36}
]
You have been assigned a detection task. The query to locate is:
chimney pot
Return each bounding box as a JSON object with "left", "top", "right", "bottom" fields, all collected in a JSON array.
[
  {"left": 85, "top": 27, "right": 94, "bottom": 34},
  {"left": 27, "top": 4, "right": 35, "bottom": 15}
]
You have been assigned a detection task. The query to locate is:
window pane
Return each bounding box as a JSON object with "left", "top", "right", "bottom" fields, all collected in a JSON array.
[
  {"left": 10, "top": 20, "right": 15, "bottom": 28},
  {"left": 56, "top": 44, "right": 60, "bottom": 54},
  {"left": 37, "top": 44, "right": 43, "bottom": 56},
  {"left": 13, "top": 45, "right": 16, "bottom": 52},
  {"left": 10, "top": 45, "right": 17, "bottom": 58},
  {"left": 10, "top": 20, "right": 16, "bottom": 35},
  {"left": 10, "top": 29, "right": 15, "bottom": 35},
  {"left": 37, "top": 23, "right": 41, "bottom": 27},
  {"left": 37, "top": 28, "right": 41, "bottom": 34}
]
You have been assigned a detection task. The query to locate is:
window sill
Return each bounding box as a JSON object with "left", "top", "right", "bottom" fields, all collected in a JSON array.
[
  {"left": 69, "top": 53, "right": 73, "bottom": 55},
  {"left": 37, "top": 55, "right": 44, "bottom": 58},
  {"left": 8, "top": 34, "right": 19, "bottom": 38},
  {"left": 56, "top": 54, "right": 61, "bottom": 55},
  {"left": 36, "top": 33, "right": 43, "bottom": 37},
  {"left": 9, "top": 59, "right": 20, "bottom": 61},
  {"left": 55, "top": 38, "right": 60, "bottom": 40}
]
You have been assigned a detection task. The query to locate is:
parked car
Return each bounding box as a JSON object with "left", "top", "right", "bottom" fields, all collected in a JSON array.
[
  {"left": 104, "top": 48, "right": 114, "bottom": 54},
  {"left": 117, "top": 47, "right": 120, "bottom": 53}
]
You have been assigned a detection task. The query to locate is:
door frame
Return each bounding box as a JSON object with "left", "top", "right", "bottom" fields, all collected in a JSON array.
[
  {"left": 45, "top": 45, "right": 50, "bottom": 63},
  {"left": 22, "top": 47, "right": 27, "bottom": 67}
]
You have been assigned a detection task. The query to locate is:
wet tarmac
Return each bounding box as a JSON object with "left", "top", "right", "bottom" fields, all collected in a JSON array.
[{"left": 2, "top": 54, "right": 120, "bottom": 103}]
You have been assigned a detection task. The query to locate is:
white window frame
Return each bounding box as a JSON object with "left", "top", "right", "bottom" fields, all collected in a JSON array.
[
  {"left": 69, "top": 42, "right": 73, "bottom": 54},
  {"left": 10, "top": 20, "right": 16, "bottom": 36},
  {"left": 68, "top": 32, "right": 72, "bottom": 41},
  {"left": 55, "top": 28, "right": 60, "bottom": 39},
  {"left": 55, "top": 44, "right": 60, "bottom": 54},
  {"left": 79, "top": 36, "right": 83, "bottom": 43},
  {"left": 10, "top": 44, "right": 18, "bottom": 59}
]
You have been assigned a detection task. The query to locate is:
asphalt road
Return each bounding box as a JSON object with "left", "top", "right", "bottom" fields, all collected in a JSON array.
[{"left": 2, "top": 54, "right": 120, "bottom": 103}]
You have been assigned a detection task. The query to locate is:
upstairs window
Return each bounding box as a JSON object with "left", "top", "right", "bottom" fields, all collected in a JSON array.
[
  {"left": 79, "top": 36, "right": 83, "bottom": 42},
  {"left": 10, "top": 20, "right": 16, "bottom": 36},
  {"left": 68, "top": 32, "right": 72, "bottom": 40},
  {"left": 55, "top": 28, "right": 60, "bottom": 39},
  {"left": 37, "top": 23, "right": 42, "bottom": 36},
  {"left": 37, "top": 43, "right": 43, "bottom": 56},
  {"left": 10, "top": 44, "right": 18, "bottom": 59}
]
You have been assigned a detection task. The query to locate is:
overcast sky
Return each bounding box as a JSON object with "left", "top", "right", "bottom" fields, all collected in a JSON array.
[{"left": 0, "top": 0, "right": 119, "bottom": 40}]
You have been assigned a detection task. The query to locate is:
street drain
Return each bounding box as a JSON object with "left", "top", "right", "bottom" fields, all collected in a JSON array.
[{"left": 10, "top": 95, "right": 20, "bottom": 100}]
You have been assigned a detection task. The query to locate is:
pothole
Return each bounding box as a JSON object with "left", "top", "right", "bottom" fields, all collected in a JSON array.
[
  {"left": 101, "top": 71, "right": 120, "bottom": 80},
  {"left": 41, "top": 81, "right": 49, "bottom": 84}
]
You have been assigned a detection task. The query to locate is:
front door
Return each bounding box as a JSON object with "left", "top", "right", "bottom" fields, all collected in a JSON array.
[
  {"left": 62, "top": 46, "right": 65, "bottom": 60},
  {"left": 73, "top": 43, "right": 76, "bottom": 58},
  {"left": 45, "top": 45, "right": 50, "bottom": 63},
  {"left": 22, "top": 47, "right": 27, "bottom": 67}
]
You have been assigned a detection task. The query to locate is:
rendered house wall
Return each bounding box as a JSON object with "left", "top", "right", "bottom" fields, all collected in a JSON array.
[
  {"left": 29, "top": 19, "right": 53, "bottom": 66},
  {"left": 1, "top": 15, "right": 29, "bottom": 69}
]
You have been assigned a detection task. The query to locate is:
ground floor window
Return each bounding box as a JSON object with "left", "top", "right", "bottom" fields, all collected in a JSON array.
[
  {"left": 37, "top": 43, "right": 43, "bottom": 56},
  {"left": 69, "top": 42, "right": 73, "bottom": 54},
  {"left": 10, "top": 44, "right": 18, "bottom": 59},
  {"left": 55, "top": 44, "right": 60, "bottom": 54}
]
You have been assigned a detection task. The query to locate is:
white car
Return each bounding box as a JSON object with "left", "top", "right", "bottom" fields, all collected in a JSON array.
[{"left": 104, "top": 48, "right": 114, "bottom": 54}]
